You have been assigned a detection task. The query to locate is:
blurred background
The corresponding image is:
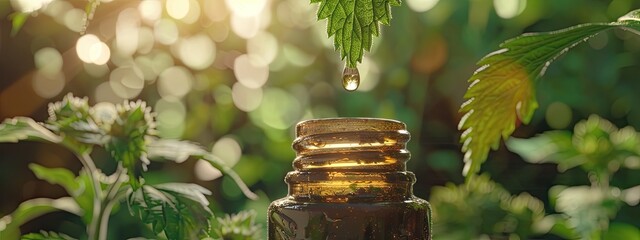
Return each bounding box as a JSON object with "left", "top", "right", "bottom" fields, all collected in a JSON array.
[{"left": 1, "top": 0, "right": 639, "bottom": 239}]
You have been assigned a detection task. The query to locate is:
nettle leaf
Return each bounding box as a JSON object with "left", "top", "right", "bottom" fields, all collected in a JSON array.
[
  {"left": 458, "top": 9, "right": 640, "bottom": 181},
  {"left": 0, "top": 117, "right": 61, "bottom": 143},
  {"left": 127, "top": 183, "right": 213, "bottom": 240},
  {"left": 0, "top": 198, "right": 81, "bottom": 239},
  {"left": 311, "top": 0, "right": 401, "bottom": 68},
  {"left": 21, "top": 231, "right": 75, "bottom": 240},
  {"left": 147, "top": 139, "right": 258, "bottom": 200}
]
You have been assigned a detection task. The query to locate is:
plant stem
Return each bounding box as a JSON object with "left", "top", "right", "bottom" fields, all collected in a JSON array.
[
  {"left": 76, "top": 152, "right": 102, "bottom": 240},
  {"left": 97, "top": 164, "right": 126, "bottom": 240},
  {"left": 98, "top": 190, "right": 127, "bottom": 240}
]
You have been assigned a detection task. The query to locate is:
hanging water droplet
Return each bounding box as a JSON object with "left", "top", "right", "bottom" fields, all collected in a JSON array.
[{"left": 342, "top": 66, "right": 360, "bottom": 92}]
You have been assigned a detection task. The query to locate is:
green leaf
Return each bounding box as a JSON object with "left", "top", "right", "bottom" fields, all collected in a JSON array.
[
  {"left": 428, "top": 174, "right": 544, "bottom": 239},
  {"left": 551, "top": 186, "right": 623, "bottom": 239},
  {"left": 507, "top": 131, "right": 583, "bottom": 171},
  {"left": 0, "top": 198, "right": 81, "bottom": 239},
  {"left": 29, "top": 164, "right": 81, "bottom": 195},
  {"left": 458, "top": 9, "right": 640, "bottom": 182},
  {"left": 147, "top": 139, "right": 258, "bottom": 200},
  {"left": 541, "top": 214, "right": 580, "bottom": 239},
  {"left": 28, "top": 164, "right": 98, "bottom": 224},
  {"left": 211, "top": 210, "right": 261, "bottom": 240},
  {"left": 9, "top": 12, "right": 29, "bottom": 36},
  {"left": 21, "top": 231, "right": 75, "bottom": 240},
  {"left": 604, "top": 222, "right": 640, "bottom": 240},
  {"left": 508, "top": 115, "right": 640, "bottom": 174},
  {"left": 127, "top": 183, "right": 213, "bottom": 240},
  {"left": 311, "top": 0, "right": 401, "bottom": 68},
  {"left": 0, "top": 117, "right": 61, "bottom": 143}
]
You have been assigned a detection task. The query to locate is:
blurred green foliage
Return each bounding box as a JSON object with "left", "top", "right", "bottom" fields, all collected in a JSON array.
[
  {"left": 429, "top": 174, "right": 545, "bottom": 239},
  {"left": 0, "top": 0, "right": 639, "bottom": 239},
  {"left": 508, "top": 115, "right": 640, "bottom": 239},
  {"left": 0, "top": 94, "right": 257, "bottom": 239}
]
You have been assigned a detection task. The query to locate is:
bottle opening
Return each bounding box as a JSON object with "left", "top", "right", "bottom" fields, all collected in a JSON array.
[{"left": 287, "top": 118, "right": 415, "bottom": 202}]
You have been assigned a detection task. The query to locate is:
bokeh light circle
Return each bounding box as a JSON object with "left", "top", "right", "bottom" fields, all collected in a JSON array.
[{"left": 234, "top": 54, "right": 269, "bottom": 89}]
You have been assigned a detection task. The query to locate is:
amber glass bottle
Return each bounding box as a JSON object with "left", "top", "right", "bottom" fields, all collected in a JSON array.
[{"left": 268, "top": 118, "right": 431, "bottom": 240}]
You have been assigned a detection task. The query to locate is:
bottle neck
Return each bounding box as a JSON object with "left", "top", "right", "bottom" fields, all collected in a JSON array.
[{"left": 286, "top": 118, "right": 415, "bottom": 203}]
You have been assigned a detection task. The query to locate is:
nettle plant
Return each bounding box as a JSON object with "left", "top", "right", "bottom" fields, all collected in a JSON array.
[
  {"left": 0, "top": 94, "right": 259, "bottom": 240},
  {"left": 442, "top": 8, "right": 640, "bottom": 240}
]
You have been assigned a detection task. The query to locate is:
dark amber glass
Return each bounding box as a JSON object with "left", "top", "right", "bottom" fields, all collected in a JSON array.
[{"left": 268, "top": 118, "right": 432, "bottom": 239}]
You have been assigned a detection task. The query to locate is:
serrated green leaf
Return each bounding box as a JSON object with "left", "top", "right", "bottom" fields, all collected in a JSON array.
[
  {"left": 311, "top": 0, "right": 401, "bottom": 68},
  {"left": 21, "top": 231, "right": 76, "bottom": 240},
  {"left": 147, "top": 139, "right": 257, "bottom": 200},
  {"left": 0, "top": 117, "right": 61, "bottom": 143},
  {"left": 127, "top": 184, "right": 213, "bottom": 240},
  {"left": 458, "top": 10, "right": 640, "bottom": 182},
  {"left": 0, "top": 198, "right": 81, "bottom": 239}
]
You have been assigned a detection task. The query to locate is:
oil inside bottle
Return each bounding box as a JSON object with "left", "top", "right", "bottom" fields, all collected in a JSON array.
[
  {"left": 342, "top": 67, "right": 360, "bottom": 91},
  {"left": 268, "top": 118, "right": 432, "bottom": 240}
]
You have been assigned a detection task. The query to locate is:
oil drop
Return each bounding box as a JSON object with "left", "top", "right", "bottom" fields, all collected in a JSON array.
[{"left": 342, "top": 66, "right": 360, "bottom": 91}]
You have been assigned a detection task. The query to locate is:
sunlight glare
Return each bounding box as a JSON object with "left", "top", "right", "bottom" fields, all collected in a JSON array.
[
  {"left": 10, "top": 0, "right": 52, "bottom": 13},
  {"left": 231, "top": 14, "right": 260, "bottom": 39},
  {"left": 234, "top": 54, "right": 269, "bottom": 89},
  {"left": 166, "top": 0, "right": 189, "bottom": 20},
  {"left": 212, "top": 136, "right": 242, "bottom": 167},
  {"left": 32, "top": 72, "right": 65, "bottom": 99},
  {"left": 406, "top": 0, "right": 439, "bottom": 12},
  {"left": 154, "top": 19, "right": 179, "bottom": 45},
  {"left": 109, "top": 66, "right": 144, "bottom": 99},
  {"left": 34, "top": 47, "right": 63, "bottom": 76},
  {"left": 247, "top": 31, "right": 278, "bottom": 66},
  {"left": 225, "top": 0, "right": 267, "bottom": 17},
  {"left": 116, "top": 9, "right": 140, "bottom": 56},
  {"left": 178, "top": 34, "right": 216, "bottom": 70},
  {"left": 494, "top": 0, "right": 527, "bottom": 19},
  {"left": 63, "top": 8, "right": 85, "bottom": 32},
  {"left": 76, "top": 34, "right": 111, "bottom": 65},
  {"left": 138, "top": 0, "right": 162, "bottom": 22},
  {"left": 232, "top": 82, "right": 263, "bottom": 112},
  {"left": 158, "top": 66, "right": 193, "bottom": 98}
]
